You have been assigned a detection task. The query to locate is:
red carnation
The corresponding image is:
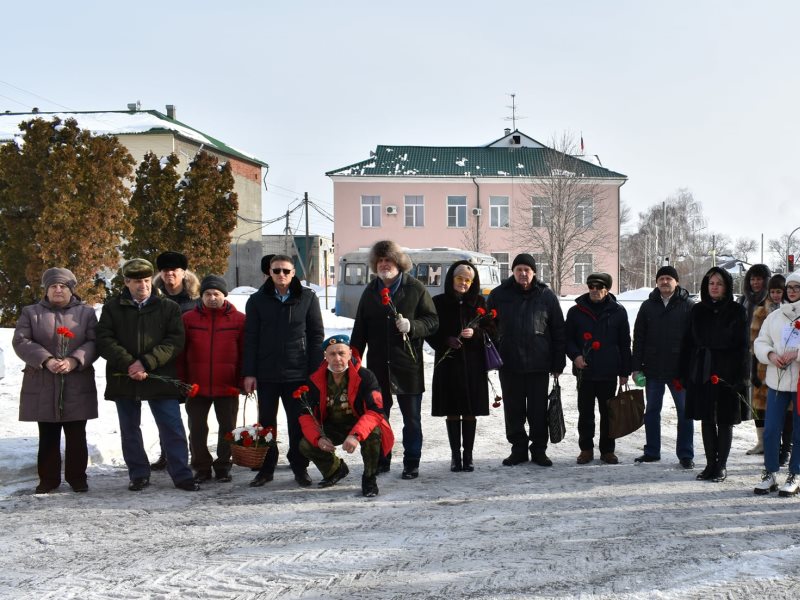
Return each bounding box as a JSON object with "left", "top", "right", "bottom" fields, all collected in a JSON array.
[
  {"left": 489, "top": 309, "right": 497, "bottom": 319},
  {"left": 188, "top": 383, "right": 200, "bottom": 398},
  {"left": 56, "top": 326, "right": 68, "bottom": 335},
  {"left": 300, "top": 385, "right": 310, "bottom": 393},
  {"left": 381, "top": 296, "right": 391, "bottom": 305},
  {"left": 710, "top": 375, "right": 720, "bottom": 385},
  {"left": 380, "top": 288, "right": 390, "bottom": 297},
  {"left": 476, "top": 307, "right": 486, "bottom": 316},
  {"left": 583, "top": 332, "right": 592, "bottom": 341},
  {"left": 794, "top": 320, "right": 800, "bottom": 330},
  {"left": 672, "top": 379, "right": 683, "bottom": 392},
  {"left": 591, "top": 341, "right": 601, "bottom": 351},
  {"left": 292, "top": 390, "right": 302, "bottom": 399},
  {"left": 240, "top": 430, "right": 250, "bottom": 438},
  {"left": 64, "top": 331, "right": 75, "bottom": 339},
  {"left": 224, "top": 432, "right": 234, "bottom": 442},
  {"left": 242, "top": 436, "right": 253, "bottom": 447}
]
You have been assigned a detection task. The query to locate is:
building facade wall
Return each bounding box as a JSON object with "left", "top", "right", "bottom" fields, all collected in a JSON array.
[{"left": 331, "top": 177, "right": 621, "bottom": 295}]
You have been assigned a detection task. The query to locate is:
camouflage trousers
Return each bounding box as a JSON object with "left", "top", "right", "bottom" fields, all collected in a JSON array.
[{"left": 299, "top": 420, "right": 382, "bottom": 478}]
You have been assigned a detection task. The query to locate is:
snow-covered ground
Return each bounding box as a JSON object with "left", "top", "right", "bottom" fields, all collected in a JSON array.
[{"left": 1, "top": 296, "right": 800, "bottom": 599}]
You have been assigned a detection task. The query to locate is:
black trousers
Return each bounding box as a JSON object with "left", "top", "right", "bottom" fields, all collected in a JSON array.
[
  {"left": 577, "top": 379, "right": 617, "bottom": 454},
  {"left": 498, "top": 370, "right": 550, "bottom": 454},
  {"left": 185, "top": 396, "right": 239, "bottom": 473},
  {"left": 37, "top": 420, "right": 88, "bottom": 488},
  {"left": 256, "top": 380, "right": 310, "bottom": 476}
]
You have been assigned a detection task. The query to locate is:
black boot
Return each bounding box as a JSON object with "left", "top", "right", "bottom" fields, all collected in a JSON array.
[
  {"left": 780, "top": 412, "right": 793, "bottom": 466},
  {"left": 462, "top": 419, "right": 476, "bottom": 472},
  {"left": 713, "top": 425, "right": 732, "bottom": 482},
  {"left": 446, "top": 419, "right": 462, "bottom": 472},
  {"left": 362, "top": 474, "right": 379, "bottom": 498},
  {"left": 150, "top": 454, "right": 167, "bottom": 471},
  {"left": 699, "top": 421, "right": 718, "bottom": 481}
]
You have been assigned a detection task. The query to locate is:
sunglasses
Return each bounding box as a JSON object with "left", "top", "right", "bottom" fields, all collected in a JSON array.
[
  {"left": 587, "top": 283, "right": 606, "bottom": 290},
  {"left": 271, "top": 268, "right": 293, "bottom": 275},
  {"left": 454, "top": 276, "right": 473, "bottom": 285},
  {"left": 787, "top": 285, "right": 800, "bottom": 292}
]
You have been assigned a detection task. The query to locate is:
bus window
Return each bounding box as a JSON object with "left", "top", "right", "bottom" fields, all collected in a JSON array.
[
  {"left": 345, "top": 263, "right": 368, "bottom": 285},
  {"left": 416, "top": 263, "right": 442, "bottom": 287}
]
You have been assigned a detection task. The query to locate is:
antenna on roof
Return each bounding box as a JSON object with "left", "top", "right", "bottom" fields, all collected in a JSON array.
[{"left": 503, "top": 93, "right": 526, "bottom": 131}]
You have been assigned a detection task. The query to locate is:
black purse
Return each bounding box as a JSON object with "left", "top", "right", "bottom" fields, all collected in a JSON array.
[{"left": 547, "top": 378, "right": 566, "bottom": 443}]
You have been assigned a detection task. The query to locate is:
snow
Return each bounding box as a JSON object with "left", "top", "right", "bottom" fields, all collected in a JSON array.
[{"left": 2, "top": 301, "right": 800, "bottom": 598}]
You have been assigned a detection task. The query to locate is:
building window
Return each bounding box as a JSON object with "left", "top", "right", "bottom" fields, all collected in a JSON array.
[
  {"left": 574, "top": 253, "right": 593, "bottom": 284},
  {"left": 405, "top": 195, "right": 424, "bottom": 227},
  {"left": 447, "top": 196, "right": 467, "bottom": 228},
  {"left": 415, "top": 263, "right": 443, "bottom": 286},
  {"left": 532, "top": 253, "right": 551, "bottom": 284},
  {"left": 344, "top": 263, "right": 369, "bottom": 285},
  {"left": 492, "top": 252, "right": 510, "bottom": 279},
  {"left": 490, "top": 196, "right": 509, "bottom": 228},
  {"left": 531, "top": 196, "right": 550, "bottom": 228},
  {"left": 361, "top": 196, "right": 381, "bottom": 227},
  {"left": 576, "top": 197, "right": 593, "bottom": 228}
]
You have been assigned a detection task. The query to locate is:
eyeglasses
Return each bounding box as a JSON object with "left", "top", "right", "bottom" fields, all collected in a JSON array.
[
  {"left": 454, "top": 276, "right": 473, "bottom": 285},
  {"left": 271, "top": 268, "right": 293, "bottom": 275},
  {"left": 587, "top": 283, "right": 606, "bottom": 290},
  {"left": 787, "top": 285, "right": 800, "bottom": 292}
]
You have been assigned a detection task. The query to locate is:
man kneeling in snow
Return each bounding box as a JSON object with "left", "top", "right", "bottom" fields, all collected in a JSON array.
[{"left": 298, "top": 335, "right": 394, "bottom": 498}]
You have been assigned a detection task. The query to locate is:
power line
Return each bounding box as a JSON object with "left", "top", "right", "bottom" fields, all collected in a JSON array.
[{"left": 0, "top": 80, "right": 75, "bottom": 111}]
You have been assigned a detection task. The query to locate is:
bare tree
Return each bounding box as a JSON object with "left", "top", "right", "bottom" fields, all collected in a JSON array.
[
  {"left": 514, "top": 133, "right": 614, "bottom": 295},
  {"left": 460, "top": 217, "right": 481, "bottom": 253},
  {"left": 767, "top": 234, "right": 800, "bottom": 272},
  {"left": 733, "top": 237, "right": 758, "bottom": 264}
]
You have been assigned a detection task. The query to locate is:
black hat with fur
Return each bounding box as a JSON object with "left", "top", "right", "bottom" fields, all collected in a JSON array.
[{"left": 368, "top": 240, "right": 412, "bottom": 273}]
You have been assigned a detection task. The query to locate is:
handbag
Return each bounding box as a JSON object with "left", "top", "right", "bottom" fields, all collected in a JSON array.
[
  {"left": 607, "top": 384, "right": 645, "bottom": 439},
  {"left": 547, "top": 378, "right": 566, "bottom": 443},
  {"left": 483, "top": 332, "right": 503, "bottom": 371}
]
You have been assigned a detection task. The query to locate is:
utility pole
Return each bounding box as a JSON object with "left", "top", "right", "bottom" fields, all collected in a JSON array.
[{"left": 304, "top": 192, "right": 311, "bottom": 284}]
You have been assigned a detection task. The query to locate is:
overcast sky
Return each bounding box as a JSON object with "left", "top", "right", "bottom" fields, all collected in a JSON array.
[{"left": 3, "top": 1, "right": 798, "bottom": 261}]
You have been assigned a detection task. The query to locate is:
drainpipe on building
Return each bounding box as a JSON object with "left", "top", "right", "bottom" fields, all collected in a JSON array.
[{"left": 472, "top": 177, "right": 481, "bottom": 252}]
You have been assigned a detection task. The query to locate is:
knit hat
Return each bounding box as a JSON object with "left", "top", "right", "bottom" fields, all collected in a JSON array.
[
  {"left": 121, "top": 258, "right": 154, "bottom": 279},
  {"left": 656, "top": 265, "right": 679, "bottom": 282},
  {"left": 200, "top": 274, "right": 228, "bottom": 296},
  {"left": 768, "top": 274, "right": 786, "bottom": 290},
  {"left": 323, "top": 334, "right": 350, "bottom": 351},
  {"left": 260, "top": 254, "right": 275, "bottom": 275},
  {"left": 156, "top": 251, "right": 188, "bottom": 271},
  {"left": 586, "top": 272, "right": 612, "bottom": 289},
  {"left": 511, "top": 253, "right": 537, "bottom": 271},
  {"left": 41, "top": 268, "right": 77, "bottom": 291},
  {"left": 785, "top": 272, "right": 800, "bottom": 287}
]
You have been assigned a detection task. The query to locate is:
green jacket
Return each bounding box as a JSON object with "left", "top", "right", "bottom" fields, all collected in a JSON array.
[{"left": 96, "top": 289, "right": 185, "bottom": 401}]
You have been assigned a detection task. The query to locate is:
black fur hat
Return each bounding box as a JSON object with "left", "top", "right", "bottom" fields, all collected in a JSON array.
[{"left": 368, "top": 240, "right": 412, "bottom": 273}]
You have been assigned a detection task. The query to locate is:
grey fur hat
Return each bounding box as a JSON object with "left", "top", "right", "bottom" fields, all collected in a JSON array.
[{"left": 368, "top": 240, "right": 412, "bottom": 273}]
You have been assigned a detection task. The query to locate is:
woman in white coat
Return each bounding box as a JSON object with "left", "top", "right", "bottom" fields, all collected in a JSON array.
[{"left": 753, "top": 271, "right": 800, "bottom": 496}]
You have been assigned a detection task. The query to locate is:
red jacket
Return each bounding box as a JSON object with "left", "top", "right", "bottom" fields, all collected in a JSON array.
[
  {"left": 299, "top": 356, "right": 394, "bottom": 456},
  {"left": 179, "top": 300, "right": 246, "bottom": 397}
]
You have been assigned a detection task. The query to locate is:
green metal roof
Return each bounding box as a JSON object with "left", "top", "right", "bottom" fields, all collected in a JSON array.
[{"left": 327, "top": 139, "right": 626, "bottom": 180}]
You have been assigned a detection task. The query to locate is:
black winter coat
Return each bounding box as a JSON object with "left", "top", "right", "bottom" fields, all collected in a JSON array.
[
  {"left": 631, "top": 286, "right": 694, "bottom": 381},
  {"left": 97, "top": 289, "right": 185, "bottom": 401},
  {"left": 242, "top": 277, "right": 324, "bottom": 383},
  {"left": 565, "top": 293, "right": 631, "bottom": 381},
  {"left": 427, "top": 260, "right": 495, "bottom": 416},
  {"left": 682, "top": 267, "right": 749, "bottom": 424},
  {"left": 486, "top": 277, "right": 566, "bottom": 374},
  {"left": 350, "top": 272, "right": 438, "bottom": 396}
]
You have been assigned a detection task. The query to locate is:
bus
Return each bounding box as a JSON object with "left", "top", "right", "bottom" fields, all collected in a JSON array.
[{"left": 335, "top": 247, "right": 502, "bottom": 318}]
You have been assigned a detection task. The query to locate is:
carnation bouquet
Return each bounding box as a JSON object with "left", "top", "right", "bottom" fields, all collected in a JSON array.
[
  {"left": 434, "top": 306, "right": 498, "bottom": 368},
  {"left": 227, "top": 391, "right": 278, "bottom": 468}
]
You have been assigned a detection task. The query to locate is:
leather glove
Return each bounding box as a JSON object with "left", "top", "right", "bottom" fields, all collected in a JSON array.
[
  {"left": 395, "top": 316, "right": 411, "bottom": 333},
  {"left": 446, "top": 336, "right": 463, "bottom": 350}
]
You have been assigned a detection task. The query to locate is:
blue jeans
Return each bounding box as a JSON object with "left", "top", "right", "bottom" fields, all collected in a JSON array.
[
  {"left": 764, "top": 388, "right": 800, "bottom": 474},
  {"left": 643, "top": 379, "right": 694, "bottom": 460},
  {"left": 382, "top": 393, "right": 423, "bottom": 467},
  {"left": 115, "top": 399, "right": 193, "bottom": 483}
]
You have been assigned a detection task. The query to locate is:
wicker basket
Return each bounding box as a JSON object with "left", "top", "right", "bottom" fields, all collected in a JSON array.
[
  {"left": 228, "top": 391, "right": 275, "bottom": 469},
  {"left": 230, "top": 443, "right": 271, "bottom": 469}
]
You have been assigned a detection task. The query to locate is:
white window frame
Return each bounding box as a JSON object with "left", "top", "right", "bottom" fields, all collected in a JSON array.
[
  {"left": 531, "top": 253, "right": 551, "bottom": 284},
  {"left": 404, "top": 195, "right": 425, "bottom": 228},
  {"left": 490, "top": 196, "right": 509, "bottom": 228},
  {"left": 575, "top": 197, "right": 594, "bottom": 228},
  {"left": 492, "top": 252, "right": 510, "bottom": 279},
  {"left": 361, "top": 195, "right": 381, "bottom": 228},
  {"left": 447, "top": 195, "right": 467, "bottom": 228},
  {"left": 531, "top": 196, "right": 551, "bottom": 228},
  {"left": 574, "top": 253, "right": 593, "bottom": 284}
]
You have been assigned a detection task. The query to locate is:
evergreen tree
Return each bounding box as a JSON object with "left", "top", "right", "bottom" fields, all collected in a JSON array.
[
  {"left": 178, "top": 151, "right": 238, "bottom": 276},
  {"left": 0, "top": 117, "right": 134, "bottom": 325},
  {"left": 126, "top": 151, "right": 182, "bottom": 264}
]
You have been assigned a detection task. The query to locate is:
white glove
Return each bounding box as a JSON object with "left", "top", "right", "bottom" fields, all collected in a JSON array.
[{"left": 395, "top": 316, "right": 411, "bottom": 333}]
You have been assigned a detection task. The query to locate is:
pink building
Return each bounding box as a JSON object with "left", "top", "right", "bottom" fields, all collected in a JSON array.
[{"left": 327, "top": 130, "right": 627, "bottom": 295}]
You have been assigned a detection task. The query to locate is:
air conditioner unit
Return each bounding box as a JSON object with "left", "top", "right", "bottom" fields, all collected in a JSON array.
[
  {"left": 471, "top": 208, "right": 482, "bottom": 216},
  {"left": 386, "top": 205, "right": 398, "bottom": 215}
]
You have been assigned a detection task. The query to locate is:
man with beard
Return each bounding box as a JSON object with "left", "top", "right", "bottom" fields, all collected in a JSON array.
[{"left": 350, "top": 241, "right": 438, "bottom": 480}]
